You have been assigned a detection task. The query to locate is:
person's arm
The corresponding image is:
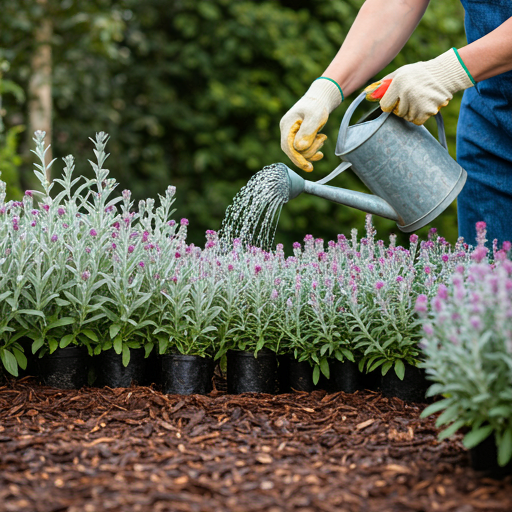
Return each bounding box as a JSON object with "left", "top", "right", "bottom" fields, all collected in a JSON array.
[
  {"left": 280, "top": 0, "right": 430, "bottom": 172},
  {"left": 458, "top": 17, "right": 512, "bottom": 81},
  {"left": 323, "top": 0, "right": 430, "bottom": 97}
]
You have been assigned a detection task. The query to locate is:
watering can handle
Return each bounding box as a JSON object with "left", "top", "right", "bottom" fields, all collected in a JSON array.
[{"left": 338, "top": 91, "right": 448, "bottom": 151}]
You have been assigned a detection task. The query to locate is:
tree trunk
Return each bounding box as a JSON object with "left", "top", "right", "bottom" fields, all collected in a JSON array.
[{"left": 29, "top": 16, "right": 53, "bottom": 181}]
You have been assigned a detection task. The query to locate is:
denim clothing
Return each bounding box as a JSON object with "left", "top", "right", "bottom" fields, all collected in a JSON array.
[{"left": 456, "top": 0, "right": 512, "bottom": 246}]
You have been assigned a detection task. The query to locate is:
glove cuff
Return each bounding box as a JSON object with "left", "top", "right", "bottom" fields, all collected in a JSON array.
[
  {"left": 428, "top": 48, "right": 475, "bottom": 93},
  {"left": 305, "top": 78, "right": 343, "bottom": 113}
]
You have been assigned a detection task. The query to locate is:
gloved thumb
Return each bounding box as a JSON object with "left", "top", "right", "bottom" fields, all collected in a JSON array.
[{"left": 294, "top": 108, "right": 329, "bottom": 152}]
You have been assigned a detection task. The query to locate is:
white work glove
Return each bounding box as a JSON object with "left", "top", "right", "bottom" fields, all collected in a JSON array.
[
  {"left": 365, "top": 48, "right": 475, "bottom": 125},
  {"left": 280, "top": 78, "right": 343, "bottom": 172}
]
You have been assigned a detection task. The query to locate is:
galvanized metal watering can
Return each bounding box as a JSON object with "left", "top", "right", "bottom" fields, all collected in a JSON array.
[{"left": 283, "top": 91, "right": 467, "bottom": 232}]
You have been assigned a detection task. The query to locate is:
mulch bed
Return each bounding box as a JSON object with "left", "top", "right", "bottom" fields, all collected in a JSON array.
[{"left": 1, "top": 377, "right": 511, "bottom": 512}]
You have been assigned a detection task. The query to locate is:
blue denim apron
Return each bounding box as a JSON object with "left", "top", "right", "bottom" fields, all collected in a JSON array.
[{"left": 456, "top": 0, "right": 512, "bottom": 246}]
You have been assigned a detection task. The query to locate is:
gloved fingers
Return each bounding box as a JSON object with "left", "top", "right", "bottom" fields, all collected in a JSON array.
[
  {"left": 294, "top": 109, "right": 329, "bottom": 152},
  {"left": 308, "top": 151, "right": 324, "bottom": 162},
  {"left": 364, "top": 79, "right": 393, "bottom": 102},
  {"left": 281, "top": 118, "right": 315, "bottom": 172},
  {"left": 379, "top": 77, "right": 410, "bottom": 118},
  {"left": 299, "top": 133, "right": 327, "bottom": 159}
]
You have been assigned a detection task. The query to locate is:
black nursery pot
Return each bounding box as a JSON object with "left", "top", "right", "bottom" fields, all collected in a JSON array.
[
  {"left": 227, "top": 349, "right": 277, "bottom": 394},
  {"left": 277, "top": 355, "right": 315, "bottom": 393},
  {"left": 95, "top": 347, "right": 146, "bottom": 388},
  {"left": 380, "top": 363, "right": 429, "bottom": 403},
  {"left": 161, "top": 354, "right": 215, "bottom": 395},
  {"left": 38, "top": 346, "right": 89, "bottom": 389},
  {"left": 329, "top": 360, "right": 362, "bottom": 393},
  {"left": 470, "top": 432, "right": 512, "bottom": 478},
  {"left": 360, "top": 369, "right": 381, "bottom": 391}
]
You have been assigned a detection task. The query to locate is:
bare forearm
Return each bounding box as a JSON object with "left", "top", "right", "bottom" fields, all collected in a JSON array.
[
  {"left": 458, "top": 17, "right": 512, "bottom": 82},
  {"left": 323, "top": 0, "right": 430, "bottom": 97}
]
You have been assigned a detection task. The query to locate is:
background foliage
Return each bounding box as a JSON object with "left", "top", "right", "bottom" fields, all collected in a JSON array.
[{"left": 0, "top": 0, "right": 467, "bottom": 249}]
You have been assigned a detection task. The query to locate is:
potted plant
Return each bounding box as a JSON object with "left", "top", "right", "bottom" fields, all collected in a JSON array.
[{"left": 419, "top": 227, "right": 512, "bottom": 474}]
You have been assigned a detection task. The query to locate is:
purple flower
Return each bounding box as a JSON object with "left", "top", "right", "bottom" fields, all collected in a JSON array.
[
  {"left": 437, "top": 283, "right": 448, "bottom": 300},
  {"left": 89, "top": 229, "right": 97, "bottom": 237},
  {"left": 415, "top": 294, "right": 428, "bottom": 313},
  {"left": 175, "top": 252, "right": 181, "bottom": 258},
  {"left": 442, "top": 254, "right": 449, "bottom": 263},
  {"left": 51, "top": 234, "right": 58, "bottom": 242},
  {"left": 168, "top": 220, "right": 176, "bottom": 227},
  {"left": 31, "top": 209, "right": 39, "bottom": 216},
  {"left": 293, "top": 242, "right": 301, "bottom": 249},
  {"left": 503, "top": 241, "right": 512, "bottom": 252},
  {"left": 62, "top": 223, "right": 69, "bottom": 229},
  {"left": 470, "top": 316, "right": 482, "bottom": 330},
  {"left": 228, "top": 264, "right": 234, "bottom": 271},
  {"left": 304, "top": 234, "right": 314, "bottom": 242},
  {"left": 367, "top": 264, "right": 374, "bottom": 271},
  {"left": 85, "top": 247, "right": 91, "bottom": 254},
  {"left": 396, "top": 276, "right": 403, "bottom": 282},
  {"left": 254, "top": 265, "right": 262, "bottom": 275},
  {"left": 111, "top": 243, "right": 117, "bottom": 250},
  {"left": 112, "top": 232, "right": 118, "bottom": 239},
  {"left": 409, "top": 234, "right": 418, "bottom": 244},
  {"left": 312, "top": 281, "right": 317, "bottom": 290},
  {"left": 138, "top": 261, "right": 145, "bottom": 268},
  {"left": 180, "top": 218, "right": 189, "bottom": 226},
  {"left": 58, "top": 207, "right": 65, "bottom": 216},
  {"left": 42, "top": 204, "right": 50, "bottom": 212},
  {"left": 24, "top": 190, "right": 33, "bottom": 197},
  {"left": 142, "top": 231, "right": 149, "bottom": 242},
  {"left": 423, "top": 324, "right": 434, "bottom": 336},
  {"left": 31, "top": 221, "right": 36, "bottom": 227},
  {"left": 128, "top": 245, "right": 134, "bottom": 254},
  {"left": 81, "top": 270, "right": 91, "bottom": 281},
  {"left": 375, "top": 281, "right": 384, "bottom": 290},
  {"left": 271, "top": 289, "right": 278, "bottom": 300},
  {"left": 122, "top": 189, "right": 131, "bottom": 201},
  {"left": 424, "top": 266, "right": 431, "bottom": 274},
  {"left": 105, "top": 205, "right": 114, "bottom": 213}
]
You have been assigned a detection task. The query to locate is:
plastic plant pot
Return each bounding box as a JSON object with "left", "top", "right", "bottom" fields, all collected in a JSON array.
[
  {"left": 470, "top": 432, "right": 512, "bottom": 478},
  {"left": 94, "top": 347, "right": 146, "bottom": 388},
  {"left": 277, "top": 354, "right": 315, "bottom": 393},
  {"left": 38, "top": 346, "right": 89, "bottom": 389},
  {"left": 380, "top": 363, "right": 429, "bottom": 402},
  {"left": 161, "top": 354, "right": 215, "bottom": 395},
  {"left": 360, "top": 369, "right": 381, "bottom": 391},
  {"left": 329, "top": 360, "right": 362, "bottom": 393},
  {"left": 227, "top": 349, "right": 277, "bottom": 394}
]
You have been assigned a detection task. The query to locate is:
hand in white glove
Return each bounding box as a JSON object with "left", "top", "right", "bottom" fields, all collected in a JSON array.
[
  {"left": 365, "top": 48, "right": 475, "bottom": 125},
  {"left": 280, "top": 78, "right": 343, "bottom": 172}
]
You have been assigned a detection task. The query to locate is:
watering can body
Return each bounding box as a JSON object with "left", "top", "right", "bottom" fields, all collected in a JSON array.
[{"left": 285, "top": 92, "right": 467, "bottom": 232}]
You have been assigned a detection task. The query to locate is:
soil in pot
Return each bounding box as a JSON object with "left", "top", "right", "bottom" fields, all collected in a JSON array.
[
  {"left": 380, "top": 363, "right": 429, "bottom": 402},
  {"left": 161, "top": 354, "right": 214, "bottom": 395},
  {"left": 227, "top": 349, "right": 277, "bottom": 394},
  {"left": 329, "top": 360, "right": 362, "bottom": 393},
  {"left": 95, "top": 347, "right": 146, "bottom": 388},
  {"left": 38, "top": 346, "right": 89, "bottom": 389},
  {"left": 277, "top": 355, "right": 315, "bottom": 393},
  {"left": 470, "top": 432, "right": 512, "bottom": 478}
]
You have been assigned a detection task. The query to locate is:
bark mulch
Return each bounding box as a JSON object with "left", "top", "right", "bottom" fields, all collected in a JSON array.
[{"left": 1, "top": 378, "right": 511, "bottom": 512}]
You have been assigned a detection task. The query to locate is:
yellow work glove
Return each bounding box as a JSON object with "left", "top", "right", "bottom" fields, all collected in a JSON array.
[
  {"left": 364, "top": 48, "right": 475, "bottom": 125},
  {"left": 280, "top": 78, "right": 343, "bottom": 172}
]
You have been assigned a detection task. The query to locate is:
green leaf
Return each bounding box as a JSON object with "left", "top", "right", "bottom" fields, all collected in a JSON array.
[
  {"left": 12, "top": 348, "right": 27, "bottom": 370},
  {"left": 420, "top": 398, "right": 453, "bottom": 418},
  {"left": 463, "top": 425, "right": 494, "bottom": 449},
  {"left": 48, "top": 338, "right": 58, "bottom": 354},
  {"left": 82, "top": 330, "right": 99, "bottom": 342},
  {"left": 381, "top": 360, "right": 393, "bottom": 376},
  {"left": 498, "top": 429, "right": 512, "bottom": 467},
  {"left": 158, "top": 335, "right": 169, "bottom": 355},
  {"left": 32, "top": 337, "right": 45, "bottom": 354},
  {"left": 489, "top": 406, "right": 511, "bottom": 418},
  {"left": 0, "top": 349, "right": 18, "bottom": 376},
  {"left": 394, "top": 360, "right": 406, "bottom": 380},
  {"left": 113, "top": 335, "right": 123, "bottom": 354},
  {"left": 60, "top": 334, "right": 75, "bottom": 348},
  {"left": 341, "top": 348, "right": 355, "bottom": 362},
  {"left": 144, "top": 343, "right": 154, "bottom": 358},
  {"left": 47, "top": 317, "right": 75, "bottom": 330},
  {"left": 312, "top": 365, "right": 320, "bottom": 386},
  {"left": 93, "top": 345, "right": 102, "bottom": 355},
  {"left": 320, "top": 358, "right": 330, "bottom": 379},
  {"left": 122, "top": 344, "right": 130, "bottom": 367},
  {"left": 438, "top": 420, "right": 466, "bottom": 440},
  {"left": 18, "top": 309, "right": 45, "bottom": 319},
  {"left": 110, "top": 323, "right": 122, "bottom": 339}
]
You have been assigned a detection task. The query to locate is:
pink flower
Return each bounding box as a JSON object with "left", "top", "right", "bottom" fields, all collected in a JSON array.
[
  {"left": 81, "top": 271, "right": 91, "bottom": 281},
  {"left": 85, "top": 247, "right": 91, "bottom": 254},
  {"left": 57, "top": 207, "right": 65, "bottom": 216},
  {"left": 142, "top": 231, "right": 150, "bottom": 242},
  {"left": 180, "top": 218, "right": 189, "bottom": 226},
  {"left": 437, "top": 283, "right": 448, "bottom": 300},
  {"left": 293, "top": 242, "right": 301, "bottom": 249},
  {"left": 228, "top": 264, "right": 234, "bottom": 271},
  {"left": 24, "top": 190, "right": 33, "bottom": 197},
  {"left": 415, "top": 294, "right": 428, "bottom": 313},
  {"left": 304, "top": 234, "right": 314, "bottom": 242},
  {"left": 503, "top": 241, "right": 512, "bottom": 252},
  {"left": 42, "top": 204, "right": 50, "bottom": 212},
  {"left": 175, "top": 252, "right": 181, "bottom": 258},
  {"left": 138, "top": 261, "right": 145, "bottom": 268},
  {"left": 424, "top": 266, "right": 431, "bottom": 274},
  {"left": 254, "top": 265, "right": 262, "bottom": 275},
  {"left": 128, "top": 245, "right": 134, "bottom": 254},
  {"left": 271, "top": 289, "right": 278, "bottom": 300},
  {"left": 442, "top": 254, "right": 449, "bottom": 262},
  {"left": 89, "top": 229, "right": 97, "bottom": 237},
  {"left": 51, "top": 234, "right": 58, "bottom": 242},
  {"left": 168, "top": 220, "right": 176, "bottom": 227},
  {"left": 396, "top": 276, "right": 403, "bottom": 282},
  {"left": 409, "top": 234, "right": 418, "bottom": 243},
  {"left": 375, "top": 281, "right": 384, "bottom": 290}
]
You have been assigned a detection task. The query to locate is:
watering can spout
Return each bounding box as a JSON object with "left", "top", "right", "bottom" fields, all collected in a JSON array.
[{"left": 281, "top": 163, "right": 401, "bottom": 223}]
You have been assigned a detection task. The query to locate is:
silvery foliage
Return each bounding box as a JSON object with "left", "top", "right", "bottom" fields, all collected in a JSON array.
[{"left": 419, "top": 223, "right": 512, "bottom": 466}]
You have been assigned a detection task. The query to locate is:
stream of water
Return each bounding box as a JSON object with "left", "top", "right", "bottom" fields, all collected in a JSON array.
[{"left": 219, "top": 163, "right": 290, "bottom": 252}]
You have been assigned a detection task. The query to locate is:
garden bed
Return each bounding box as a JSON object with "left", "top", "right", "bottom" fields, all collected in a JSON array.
[{"left": 1, "top": 378, "right": 511, "bottom": 512}]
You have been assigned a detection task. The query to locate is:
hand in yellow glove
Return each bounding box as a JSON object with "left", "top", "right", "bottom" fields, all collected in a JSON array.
[
  {"left": 364, "top": 48, "right": 475, "bottom": 125},
  {"left": 280, "top": 78, "right": 343, "bottom": 172}
]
